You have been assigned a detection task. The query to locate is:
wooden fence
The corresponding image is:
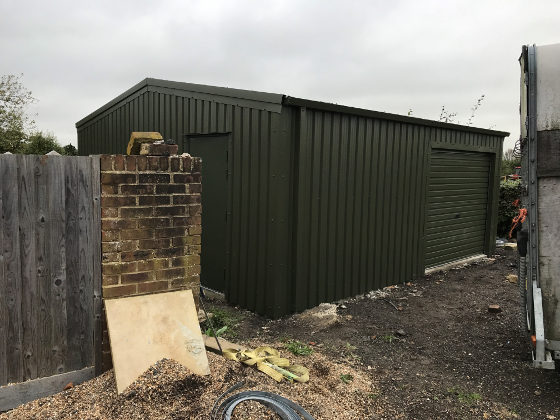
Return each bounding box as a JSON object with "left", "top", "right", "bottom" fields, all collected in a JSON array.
[{"left": 0, "top": 154, "right": 102, "bottom": 410}]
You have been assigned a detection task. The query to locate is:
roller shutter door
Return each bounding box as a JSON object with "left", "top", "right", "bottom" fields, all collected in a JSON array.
[{"left": 425, "top": 149, "right": 491, "bottom": 268}]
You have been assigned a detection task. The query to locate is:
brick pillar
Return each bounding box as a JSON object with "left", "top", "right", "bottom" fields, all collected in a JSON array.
[{"left": 99, "top": 150, "right": 202, "bottom": 371}]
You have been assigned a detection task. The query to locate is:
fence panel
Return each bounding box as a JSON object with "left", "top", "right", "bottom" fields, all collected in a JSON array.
[{"left": 0, "top": 154, "right": 101, "bottom": 392}]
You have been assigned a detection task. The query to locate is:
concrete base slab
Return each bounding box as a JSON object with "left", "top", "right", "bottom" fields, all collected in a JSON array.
[{"left": 425, "top": 254, "right": 487, "bottom": 275}]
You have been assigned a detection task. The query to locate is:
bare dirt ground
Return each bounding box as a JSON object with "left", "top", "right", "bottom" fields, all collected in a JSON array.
[
  {"left": 3, "top": 247, "right": 560, "bottom": 419},
  {"left": 218, "top": 247, "right": 560, "bottom": 419}
]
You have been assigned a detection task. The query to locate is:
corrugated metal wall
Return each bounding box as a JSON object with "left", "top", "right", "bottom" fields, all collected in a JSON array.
[
  {"left": 77, "top": 84, "right": 504, "bottom": 317},
  {"left": 291, "top": 106, "right": 503, "bottom": 313},
  {"left": 78, "top": 88, "right": 293, "bottom": 318}
]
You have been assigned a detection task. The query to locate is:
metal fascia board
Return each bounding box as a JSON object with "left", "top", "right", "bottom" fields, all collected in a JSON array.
[
  {"left": 283, "top": 96, "right": 510, "bottom": 137},
  {"left": 75, "top": 79, "right": 149, "bottom": 128}
]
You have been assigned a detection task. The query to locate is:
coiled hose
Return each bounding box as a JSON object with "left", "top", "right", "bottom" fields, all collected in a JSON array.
[{"left": 211, "top": 382, "right": 315, "bottom": 420}]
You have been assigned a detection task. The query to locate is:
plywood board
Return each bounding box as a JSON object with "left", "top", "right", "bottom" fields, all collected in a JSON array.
[{"left": 105, "top": 290, "right": 210, "bottom": 393}]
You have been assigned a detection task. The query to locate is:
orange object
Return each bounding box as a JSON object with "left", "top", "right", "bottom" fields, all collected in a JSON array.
[
  {"left": 509, "top": 208, "right": 527, "bottom": 239},
  {"left": 531, "top": 335, "right": 536, "bottom": 348}
]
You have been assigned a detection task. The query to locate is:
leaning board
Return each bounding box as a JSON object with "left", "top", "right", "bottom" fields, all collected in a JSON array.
[{"left": 105, "top": 289, "right": 210, "bottom": 393}]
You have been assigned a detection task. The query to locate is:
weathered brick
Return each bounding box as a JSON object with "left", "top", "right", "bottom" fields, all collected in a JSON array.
[
  {"left": 171, "top": 278, "right": 199, "bottom": 289},
  {"left": 120, "top": 229, "right": 154, "bottom": 240},
  {"left": 100, "top": 155, "right": 113, "bottom": 171},
  {"left": 192, "top": 174, "right": 201, "bottom": 183},
  {"left": 139, "top": 238, "right": 171, "bottom": 249},
  {"left": 139, "top": 195, "right": 170, "bottom": 206},
  {"left": 102, "top": 219, "right": 137, "bottom": 230},
  {"left": 155, "top": 267, "right": 185, "bottom": 280},
  {"left": 101, "top": 184, "right": 118, "bottom": 195},
  {"left": 102, "top": 274, "right": 119, "bottom": 286},
  {"left": 137, "top": 217, "right": 170, "bottom": 228},
  {"left": 121, "top": 271, "right": 153, "bottom": 284},
  {"left": 192, "top": 157, "right": 201, "bottom": 173},
  {"left": 138, "top": 173, "right": 170, "bottom": 184},
  {"left": 101, "top": 208, "right": 118, "bottom": 218},
  {"left": 138, "top": 281, "right": 169, "bottom": 294},
  {"left": 187, "top": 235, "right": 201, "bottom": 245},
  {"left": 102, "top": 196, "right": 136, "bottom": 208},
  {"left": 121, "top": 249, "right": 153, "bottom": 262},
  {"left": 102, "top": 230, "right": 119, "bottom": 242},
  {"left": 103, "top": 263, "right": 121, "bottom": 276},
  {"left": 120, "top": 240, "right": 139, "bottom": 252},
  {"left": 189, "top": 204, "right": 202, "bottom": 216},
  {"left": 155, "top": 247, "right": 184, "bottom": 258},
  {"left": 125, "top": 156, "right": 136, "bottom": 171},
  {"left": 189, "top": 184, "right": 201, "bottom": 193},
  {"left": 114, "top": 155, "right": 125, "bottom": 171},
  {"left": 171, "top": 255, "right": 199, "bottom": 267},
  {"left": 103, "top": 284, "right": 137, "bottom": 299},
  {"left": 188, "top": 225, "right": 202, "bottom": 235},
  {"left": 102, "top": 252, "right": 119, "bottom": 263},
  {"left": 173, "top": 174, "right": 193, "bottom": 183},
  {"left": 186, "top": 265, "right": 201, "bottom": 275},
  {"left": 187, "top": 216, "right": 202, "bottom": 225},
  {"left": 119, "top": 261, "right": 138, "bottom": 273},
  {"left": 182, "top": 156, "right": 192, "bottom": 172},
  {"left": 121, "top": 184, "right": 154, "bottom": 195},
  {"left": 154, "top": 227, "right": 186, "bottom": 238},
  {"left": 148, "top": 156, "right": 169, "bottom": 171},
  {"left": 154, "top": 206, "right": 186, "bottom": 217},
  {"left": 101, "top": 173, "right": 136, "bottom": 185},
  {"left": 120, "top": 207, "right": 153, "bottom": 218},
  {"left": 155, "top": 184, "right": 185, "bottom": 194},
  {"left": 136, "top": 156, "right": 148, "bottom": 171},
  {"left": 172, "top": 195, "right": 189, "bottom": 204},
  {"left": 170, "top": 157, "right": 180, "bottom": 171},
  {"left": 189, "top": 245, "right": 201, "bottom": 255},
  {"left": 102, "top": 242, "right": 120, "bottom": 253},
  {"left": 172, "top": 217, "right": 189, "bottom": 227},
  {"left": 172, "top": 237, "right": 189, "bottom": 247}
]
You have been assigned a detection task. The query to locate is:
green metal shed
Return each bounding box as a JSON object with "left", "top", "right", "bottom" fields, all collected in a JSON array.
[{"left": 76, "top": 78, "right": 508, "bottom": 317}]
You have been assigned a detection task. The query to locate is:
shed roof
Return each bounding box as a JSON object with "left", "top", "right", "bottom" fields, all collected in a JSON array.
[{"left": 76, "top": 78, "right": 509, "bottom": 137}]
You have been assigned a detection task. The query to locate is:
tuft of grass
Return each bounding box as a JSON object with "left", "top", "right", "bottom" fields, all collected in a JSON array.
[
  {"left": 201, "top": 307, "right": 242, "bottom": 339},
  {"left": 382, "top": 334, "right": 396, "bottom": 343},
  {"left": 447, "top": 387, "right": 482, "bottom": 404},
  {"left": 284, "top": 339, "right": 313, "bottom": 356},
  {"left": 340, "top": 373, "right": 353, "bottom": 384}
]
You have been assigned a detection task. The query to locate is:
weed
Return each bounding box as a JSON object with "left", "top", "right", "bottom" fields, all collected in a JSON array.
[
  {"left": 447, "top": 387, "right": 482, "bottom": 404},
  {"left": 340, "top": 373, "right": 353, "bottom": 384},
  {"left": 345, "top": 342, "right": 357, "bottom": 352},
  {"left": 284, "top": 340, "right": 313, "bottom": 356},
  {"left": 382, "top": 334, "right": 396, "bottom": 343},
  {"left": 201, "top": 307, "right": 242, "bottom": 339},
  {"left": 368, "top": 393, "right": 380, "bottom": 400}
]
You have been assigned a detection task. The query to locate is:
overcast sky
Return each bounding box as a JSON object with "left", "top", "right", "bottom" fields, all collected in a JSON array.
[{"left": 1, "top": 0, "right": 559, "bottom": 150}]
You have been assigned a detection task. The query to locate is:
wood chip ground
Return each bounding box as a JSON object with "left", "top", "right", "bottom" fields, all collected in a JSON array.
[{"left": 1, "top": 347, "right": 376, "bottom": 419}]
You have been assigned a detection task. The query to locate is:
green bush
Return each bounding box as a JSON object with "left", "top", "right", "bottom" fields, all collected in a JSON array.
[{"left": 497, "top": 180, "right": 522, "bottom": 238}]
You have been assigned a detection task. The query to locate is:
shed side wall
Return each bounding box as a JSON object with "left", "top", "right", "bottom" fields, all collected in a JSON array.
[{"left": 292, "top": 106, "right": 503, "bottom": 312}]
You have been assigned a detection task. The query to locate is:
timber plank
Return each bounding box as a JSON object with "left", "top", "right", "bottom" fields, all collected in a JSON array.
[
  {"left": 18, "top": 156, "right": 38, "bottom": 381},
  {"left": 0, "top": 157, "right": 5, "bottom": 385},
  {"left": 64, "top": 158, "right": 81, "bottom": 371},
  {"left": 0, "top": 367, "right": 94, "bottom": 412},
  {"left": 48, "top": 157, "right": 67, "bottom": 375},
  {"left": 35, "top": 155, "right": 52, "bottom": 379},
  {"left": 91, "top": 156, "right": 103, "bottom": 376},
  {"left": 3, "top": 156, "right": 23, "bottom": 384},
  {"left": 78, "top": 158, "right": 94, "bottom": 368}
]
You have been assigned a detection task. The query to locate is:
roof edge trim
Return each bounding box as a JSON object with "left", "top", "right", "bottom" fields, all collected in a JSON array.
[{"left": 283, "top": 96, "right": 510, "bottom": 137}]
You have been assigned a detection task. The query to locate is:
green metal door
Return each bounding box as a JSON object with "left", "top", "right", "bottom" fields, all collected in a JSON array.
[
  {"left": 425, "top": 149, "right": 491, "bottom": 268},
  {"left": 186, "top": 135, "right": 228, "bottom": 292}
]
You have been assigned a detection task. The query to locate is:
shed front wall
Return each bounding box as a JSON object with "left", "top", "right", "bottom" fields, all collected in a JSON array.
[
  {"left": 78, "top": 89, "right": 293, "bottom": 318},
  {"left": 291, "top": 106, "right": 503, "bottom": 313}
]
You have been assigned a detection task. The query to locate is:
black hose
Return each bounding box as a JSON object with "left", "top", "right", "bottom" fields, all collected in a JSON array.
[{"left": 211, "top": 382, "right": 315, "bottom": 420}]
